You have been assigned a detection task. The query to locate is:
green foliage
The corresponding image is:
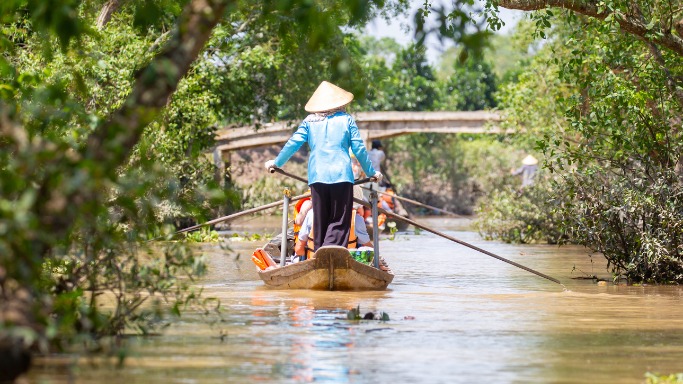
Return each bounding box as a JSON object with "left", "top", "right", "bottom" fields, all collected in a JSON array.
[
  {"left": 349, "top": 36, "right": 502, "bottom": 214},
  {"left": 355, "top": 42, "right": 440, "bottom": 111},
  {"left": 0, "top": 0, "right": 437, "bottom": 368},
  {"left": 646, "top": 373, "right": 683, "bottom": 384},
  {"left": 557, "top": 170, "right": 683, "bottom": 282},
  {"left": 387, "top": 135, "right": 516, "bottom": 215},
  {"left": 387, "top": 221, "right": 397, "bottom": 240},
  {"left": 184, "top": 228, "right": 221, "bottom": 243},
  {"left": 240, "top": 172, "right": 309, "bottom": 210},
  {"left": 549, "top": 16, "right": 683, "bottom": 282},
  {"left": 229, "top": 232, "right": 267, "bottom": 241},
  {"left": 439, "top": 59, "right": 497, "bottom": 111},
  {"left": 474, "top": 179, "right": 565, "bottom": 244},
  {"left": 493, "top": 9, "right": 683, "bottom": 282}
]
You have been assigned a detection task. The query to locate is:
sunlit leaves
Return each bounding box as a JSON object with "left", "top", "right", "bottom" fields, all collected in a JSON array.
[{"left": 496, "top": 11, "right": 683, "bottom": 282}]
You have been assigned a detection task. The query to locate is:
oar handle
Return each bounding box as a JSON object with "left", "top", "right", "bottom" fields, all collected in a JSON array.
[
  {"left": 269, "top": 166, "right": 376, "bottom": 185},
  {"left": 354, "top": 177, "right": 375, "bottom": 185},
  {"left": 269, "top": 167, "right": 307, "bottom": 183}
]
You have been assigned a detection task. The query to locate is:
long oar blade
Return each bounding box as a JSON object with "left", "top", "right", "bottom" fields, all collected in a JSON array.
[{"left": 353, "top": 197, "right": 561, "bottom": 285}]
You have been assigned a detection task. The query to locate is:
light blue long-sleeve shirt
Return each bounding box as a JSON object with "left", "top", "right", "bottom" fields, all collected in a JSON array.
[{"left": 274, "top": 112, "right": 376, "bottom": 184}]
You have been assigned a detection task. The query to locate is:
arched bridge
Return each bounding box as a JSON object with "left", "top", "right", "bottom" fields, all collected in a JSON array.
[{"left": 214, "top": 111, "right": 501, "bottom": 154}]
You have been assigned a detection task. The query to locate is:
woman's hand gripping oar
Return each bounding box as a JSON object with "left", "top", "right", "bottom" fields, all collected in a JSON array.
[{"left": 353, "top": 197, "right": 561, "bottom": 285}]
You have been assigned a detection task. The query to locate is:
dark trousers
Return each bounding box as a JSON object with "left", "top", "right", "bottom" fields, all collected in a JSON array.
[{"left": 310, "top": 182, "right": 353, "bottom": 251}]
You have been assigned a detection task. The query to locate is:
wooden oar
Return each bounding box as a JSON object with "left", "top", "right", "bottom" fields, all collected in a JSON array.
[
  {"left": 353, "top": 197, "right": 561, "bottom": 285},
  {"left": 360, "top": 186, "right": 462, "bottom": 217},
  {"left": 149, "top": 193, "right": 311, "bottom": 241}
]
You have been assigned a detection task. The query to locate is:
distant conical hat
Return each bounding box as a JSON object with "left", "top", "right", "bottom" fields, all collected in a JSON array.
[
  {"left": 305, "top": 81, "right": 354, "bottom": 113},
  {"left": 522, "top": 155, "right": 539, "bottom": 165}
]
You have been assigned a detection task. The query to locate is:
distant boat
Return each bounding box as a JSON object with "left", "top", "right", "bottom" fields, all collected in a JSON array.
[{"left": 256, "top": 246, "right": 394, "bottom": 291}]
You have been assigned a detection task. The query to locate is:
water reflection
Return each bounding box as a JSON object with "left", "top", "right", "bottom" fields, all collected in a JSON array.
[{"left": 27, "top": 216, "right": 683, "bottom": 384}]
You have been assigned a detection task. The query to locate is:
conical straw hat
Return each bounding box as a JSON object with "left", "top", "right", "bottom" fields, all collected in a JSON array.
[
  {"left": 305, "top": 81, "right": 354, "bottom": 113},
  {"left": 522, "top": 155, "right": 539, "bottom": 165}
]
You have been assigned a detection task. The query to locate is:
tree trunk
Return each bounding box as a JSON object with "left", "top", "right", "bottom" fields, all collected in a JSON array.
[
  {"left": 5, "top": 1, "right": 230, "bottom": 376},
  {"left": 0, "top": 267, "right": 34, "bottom": 383},
  {"left": 96, "top": 0, "right": 122, "bottom": 29}
]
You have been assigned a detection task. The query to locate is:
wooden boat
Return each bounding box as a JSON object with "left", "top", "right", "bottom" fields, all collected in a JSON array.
[{"left": 257, "top": 246, "right": 394, "bottom": 290}]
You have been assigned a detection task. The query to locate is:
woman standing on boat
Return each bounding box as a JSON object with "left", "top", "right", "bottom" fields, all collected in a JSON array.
[{"left": 265, "top": 81, "right": 382, "bottom": 251}]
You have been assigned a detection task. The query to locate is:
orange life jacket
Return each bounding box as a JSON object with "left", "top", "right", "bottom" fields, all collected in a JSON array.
[
  {"left": 305, "top": 209, "right": 358, "bottom": 259},
  {"left": 381, "top": 190, "right": 396, "bottom": 210},
  {"left": 293, "top": 197, "right": 311, "bottom": 243},
  {"left": 251, "top": 248, "right": 277, "bottom": 270},
  {"left": 378, "top": 213, "right": 386, "bottom": 228}
]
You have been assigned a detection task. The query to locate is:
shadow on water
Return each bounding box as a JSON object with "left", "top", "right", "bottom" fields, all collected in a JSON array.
[{"left": 28, "top": 216, "right": 683, "bottom": 384}]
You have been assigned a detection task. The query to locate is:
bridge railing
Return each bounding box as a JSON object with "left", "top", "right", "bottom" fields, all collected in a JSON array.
[{"left": 214, "top": 110, "right": 502, "bottom": 153}]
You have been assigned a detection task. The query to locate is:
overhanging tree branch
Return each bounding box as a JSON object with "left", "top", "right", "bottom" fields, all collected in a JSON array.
[
  {"left": 85, "top": 0, "right": 230, "bottom": 168},
  {"left": 35, "top": 0, "right": 231, "bottom": 239},
  {"left": 96, "top": 0, "right": 124, "bottom": 29},
  {"left": 496, "top": 0, "right": 683, "bottom": 57}
]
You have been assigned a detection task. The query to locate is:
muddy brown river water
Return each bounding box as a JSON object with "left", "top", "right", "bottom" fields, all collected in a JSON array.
[{"left": 27, "top": 217, "right": 683, "bottom": 383}]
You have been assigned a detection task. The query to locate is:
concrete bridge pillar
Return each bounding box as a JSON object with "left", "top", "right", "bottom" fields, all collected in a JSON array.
[{"left": 212, "top": 146, "right": 231, "bottom": 188}]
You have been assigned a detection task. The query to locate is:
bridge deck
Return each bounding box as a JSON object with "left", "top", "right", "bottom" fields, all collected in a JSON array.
[{"left": 215, "top": 111, "right": 501, "bottom": 152}]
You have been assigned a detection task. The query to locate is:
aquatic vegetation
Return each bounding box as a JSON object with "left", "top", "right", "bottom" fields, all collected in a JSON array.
[
  {"left": 184, "top": 228, "right": 221, "bottom": 243},
  {"left": 229, "top": 232, "right": 270, "bottom": 242},
  {"left": 646, "top": 373, "right": 683, "bottom": 384},
  {"left": 387, "top": 221, "right": 398, "bottom": 240},
  {"left": 347, "top": 306, "right": 390, "bottom": 321}
]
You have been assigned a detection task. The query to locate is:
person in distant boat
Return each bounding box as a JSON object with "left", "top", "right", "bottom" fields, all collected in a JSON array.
[
  {"left": 265, "top": 81, "right": 382, "bottom": 252},
  {"left": 293, "top": 188, "right": 312, "bottom": 244},
  {"left": 511, "top": 154, "right": 539, "bottom": 189},
  {"left": 368, "top": 140, "right": 385, "bottom": 174},
  {"left": 379, "top": 184, "right": 396, "bottom": 213},
  {"left": 368, "top": 139, "right": 390, "bottom": 187}
]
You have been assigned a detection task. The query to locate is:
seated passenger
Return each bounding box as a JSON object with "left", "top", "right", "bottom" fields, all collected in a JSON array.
[
  {"left": 380, "top": 184, "right": 397, "bottom": 213},
  {"left": 293, "top": 188, "right": 312, "bottom": 243},
  {"left": 295, "top": 203, "right": 372, "bottom": 260}
]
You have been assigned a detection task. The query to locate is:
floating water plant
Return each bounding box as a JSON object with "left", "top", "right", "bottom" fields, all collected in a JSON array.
[{"left": 347, "top": 305, "right": 390, "bottom": 321}]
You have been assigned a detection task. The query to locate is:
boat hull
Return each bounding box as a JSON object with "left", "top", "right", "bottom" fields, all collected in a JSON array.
[{"left": 258, "top": 246, "right": 393, "bottom": 290}]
